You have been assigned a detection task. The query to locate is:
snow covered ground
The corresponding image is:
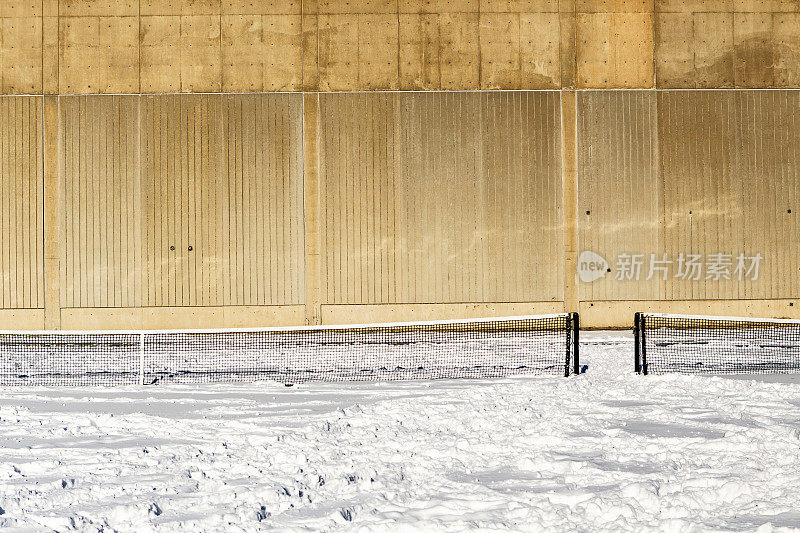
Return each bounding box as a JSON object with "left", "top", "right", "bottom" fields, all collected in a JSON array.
[{"left": 2, "top": 331, "right": 800, "bottom": 531}]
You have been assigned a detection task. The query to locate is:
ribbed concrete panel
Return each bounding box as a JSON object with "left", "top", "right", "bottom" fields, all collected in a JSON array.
[
  {"left": 141, "top": 94, "right": 218, "bottom": 308},
  {"left": 657, "top": 91, "right": 742, "bottom": 300},
  {"left": 319, "top": 91, "right": 563, "bottom": 305},
  {"left": 577, "top": 90, "right": 660, "bottom": 302},
  {"left": 734, "top": 90, "right": 800, "bottom": 300},
  {"left": 141, "top": 94, "right": 305, "bottom": 307},
  {"left": 60, "top": 96, "right": 141, "bottom": 309},
  {"left": 657, "top": 91, "right": 800, "bottom": 301},
  {"left": 219, "top": 94, "right": 305, "bottom": 307},
  {"left": 0, "top": 96, "right": 43, "bottom": 309},
  {"left": 60, "top": 94, "right": 304, "bottom": 311},
  {"left": 579, "top": 90, "right": 800, "bottom": 305}
]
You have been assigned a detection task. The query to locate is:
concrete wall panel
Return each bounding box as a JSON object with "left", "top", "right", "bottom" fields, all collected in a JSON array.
[
  {"left": 399, "top": 14, "right": 442, "bottom": 89},
  {"left": 140, "top": 15, "right": 221, "bottom": 93},
  {"left": 59, "top": 0, "right": 137, "bottom": 16},
  {"left": 655, "top": 12, "right": 694, "bottom": 87},
  {"left": 140, "top": 0, "right": 221, "bottom": 16},
  {"left": 58, "top": 94, "right": 305, "bottom": 311},
  {"left": 693, "top": 12, "right": 734, "bottom": 87},
  {"left": 140, "top": 94, "right": 305, "bottom": 307},
  {"left": 221, "top": 15, "right": 302, "bottom": 92},
  {"left": 479, "top": 12, "right": 560, "bottom": 89},
  {"left": 6, "top": 0, "right": 800, "bottom": 93},
  {"left": 734, "top": 12, "right": 774, "bottom": 87},
  {"left": 480, "top": 13, "right": 523, "bottom": 89},
  {"left": 1, "top": 1, "right": 43, "bottom": 17},
  {"left": 318, "top": 91, "right": 564, "bottom": 306},
  {"left": 578, "top": 90, "right": 800, "bottom": 310},
  {"left": 358, "top": 14, "right": 399, "bottom": 89},
  {"left": 0, "top": 97, "right": 44, "bottom": 310},
  {"left": 577, "top": 12, "right": 654, "bottom": 88},
  {"left": 60, "top": 96, "right": 141, "bottom": 308},
  {"left": 317, "top": 15, "right": 359, "bottom": 91},
  {"left": 577, "top": 91, "right": 660, "bottom": 302},
  {"left": 59, "top": 16, "right": 139, "bottom": 93},
  {"left": 223, "top": 0, "right": 301, "bottom": 14},
  {"left": 774, "top": 13, "right": 800, "bottom": 87},
  {"left": 400, "top": 0, "right": 479, "bottom": 12},
  {"left": 1, "top": 17, "right": 43, "bottom": 94},
  {"left": 399, "top": 13, "right": 480, "bottom": 90}
]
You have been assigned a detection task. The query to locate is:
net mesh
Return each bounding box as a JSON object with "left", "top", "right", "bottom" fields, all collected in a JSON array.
[
  {"left": 0, "top": 314, "right": 576, "bottom": 386},
  {"left": 636, "top": 314, "right": 800, "bottom": 375}
]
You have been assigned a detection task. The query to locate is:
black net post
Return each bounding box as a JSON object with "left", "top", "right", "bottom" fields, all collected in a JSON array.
[
  {"left": 634, "top": 312, "right": 641, "bottom": 373},
  {"left": 571, "top": 312, "right": 580, "bottom": 375},
  {"left": 640, "top": 314, "right": 648, "bottom": 375},
  {"left": 564, "top": 315, "right": 571, "bottom": 377}
]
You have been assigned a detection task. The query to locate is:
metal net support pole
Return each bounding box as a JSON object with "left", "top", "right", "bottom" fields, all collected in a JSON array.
[{"left": 139, "top": 333, "right": 145, "bottom": 386}]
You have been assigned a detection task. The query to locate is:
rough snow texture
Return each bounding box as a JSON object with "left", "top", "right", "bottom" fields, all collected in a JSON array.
[{"left": 1, "top": 332, "right": 800, "bottom": 531}]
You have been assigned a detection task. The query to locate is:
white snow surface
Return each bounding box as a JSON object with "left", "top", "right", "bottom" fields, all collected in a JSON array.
[{"left": 2, "top": 331, "right": 800, "bottom": 532}]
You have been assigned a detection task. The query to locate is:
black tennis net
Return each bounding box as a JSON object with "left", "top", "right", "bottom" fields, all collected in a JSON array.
[
  {"left": 0, "top": 313, "right": 580, "bottom": 386},
  {"left": 634, "top": 313, "right": 800, "bottom": 375}
]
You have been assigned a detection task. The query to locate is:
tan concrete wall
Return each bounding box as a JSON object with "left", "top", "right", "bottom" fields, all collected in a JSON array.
[
  {"left": 0, "top": 91, "right": 569, "bottom": 330},
  {"left": 2, "top": 0, "right": 800, "bottom": 94},
  {"left": 2, "top": 89, "right": 800, "bottom": 328},
  {"left": 1, "top": 0, "right": 800, "bottom": 330},
  {"left": 3, "top": 90, "right": 800, "bottom": 330}
]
